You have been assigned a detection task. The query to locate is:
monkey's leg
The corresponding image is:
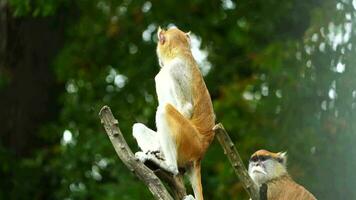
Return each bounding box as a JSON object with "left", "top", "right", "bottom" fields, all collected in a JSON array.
[
  {"left": 132, "top": 123, "right": 160, "bottom": 154},
  {"left": 164, "top": 104, "right": 204, "bottom": 200},
  {"left": 155, "top": 104, "right": 179, "bottom": 175},
  {"left": 132, "top": 119, "right": 180, "bottom": 174}
]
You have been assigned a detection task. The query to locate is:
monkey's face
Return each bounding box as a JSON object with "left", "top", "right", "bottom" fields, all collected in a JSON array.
[
  {"left": 248, "top": 150, "right": 287, "bottom": 186},
  {"left": 156, "top": 27, "right": 191, "bottom": 66}
]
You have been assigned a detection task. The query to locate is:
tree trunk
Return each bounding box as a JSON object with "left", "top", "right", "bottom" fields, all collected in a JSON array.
[
  {"left": 0, "top": 0, "right": 7, "bottom": 68},
  {"left": 0, "top": 6, "right": 64, "bottom": 156}
]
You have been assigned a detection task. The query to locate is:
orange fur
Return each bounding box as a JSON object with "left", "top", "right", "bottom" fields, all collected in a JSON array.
[
  {"left": 251, "top": 149, "right": 282, "bottom": 160},
  {"left": 266, "top": 175, "right": 316, "bottom": 200},
  {"left": 165, "top": 104, "right": 204, "bottom": 166},
  {"left": 157, "top": 27, "right": 215, "bottom": 200}
]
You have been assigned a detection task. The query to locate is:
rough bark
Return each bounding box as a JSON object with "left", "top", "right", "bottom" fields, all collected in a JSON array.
[
  {"left": 154, "top": 170, "right": 186, "bottom": 199},
  {"left": 213, "top": 123, "right": 260, "bottom": 200}
]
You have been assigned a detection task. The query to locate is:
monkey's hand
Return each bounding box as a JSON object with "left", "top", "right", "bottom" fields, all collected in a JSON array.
[
  {"left": 182, "top": 195, "right": 195, "bottom": 200},
  {"left": 181, "top": 102, "right": 193, "bottom": 119}
]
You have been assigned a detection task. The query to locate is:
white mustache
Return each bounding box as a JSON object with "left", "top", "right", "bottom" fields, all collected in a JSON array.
[{"left": 252, "top": 166, "right": 267, "bottom": 175}]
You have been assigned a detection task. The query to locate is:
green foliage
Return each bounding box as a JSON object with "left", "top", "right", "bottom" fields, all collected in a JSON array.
[
  {"left": 3, "top": 0, "right": 356, "bottom": 199},
  {"left": 8, "top": 0, "right": 65, "bottom": 17}
]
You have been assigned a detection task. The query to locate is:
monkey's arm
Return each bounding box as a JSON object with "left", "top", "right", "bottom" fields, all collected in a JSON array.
[{"left": 167, "top": 60, "right": 193, "bottom": 119}]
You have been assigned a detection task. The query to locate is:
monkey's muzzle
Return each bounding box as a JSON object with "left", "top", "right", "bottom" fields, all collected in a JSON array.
[{"left": 252, "top": 166, "right": 267, "bottom": 175}]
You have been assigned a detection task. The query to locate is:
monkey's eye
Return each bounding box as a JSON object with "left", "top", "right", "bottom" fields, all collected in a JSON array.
[
  {"left": 259, "top": 155, "right": 271, "bottom": 162},
  {"left": 260, "top": 156, "right": 266, "bottom": 161},
  {"left": 250, "top": 156, "right": 258, "bottom": 162}
]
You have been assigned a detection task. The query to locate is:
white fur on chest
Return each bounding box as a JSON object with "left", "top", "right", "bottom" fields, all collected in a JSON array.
[
  {"left": 154, "top": 58, "right": 193, "bottom": 117},
  {"left": 155, "top": 67, "right": 177, "bottom": 106}
]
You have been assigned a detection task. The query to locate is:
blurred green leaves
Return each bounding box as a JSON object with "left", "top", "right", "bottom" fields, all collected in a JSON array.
[
  {"left": 2, "top": 0, "right": 356, "bottom": 199},
  {"left": 8, "top": 0, "right": 64, "bottom": 17}
]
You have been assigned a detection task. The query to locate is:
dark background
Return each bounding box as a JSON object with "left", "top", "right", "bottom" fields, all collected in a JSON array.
[{"left": 0, "top": 0, "right": 356, "bottom": 199}]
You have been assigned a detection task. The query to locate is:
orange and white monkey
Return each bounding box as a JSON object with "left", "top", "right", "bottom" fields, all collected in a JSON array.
[
  {"left": 248, "top": 150, "right": 316, "bottom": 200},
  {"left": 132, "top": 27, "right": 215, "bottom": 200}
]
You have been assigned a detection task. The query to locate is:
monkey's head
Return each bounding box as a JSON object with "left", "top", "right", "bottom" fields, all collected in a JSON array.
[
  {"left": 156, "top": 27, "right": 191, "bottom": 67},
  {"left": 248, "top": 149, "right": 288, "bottom": 186}
]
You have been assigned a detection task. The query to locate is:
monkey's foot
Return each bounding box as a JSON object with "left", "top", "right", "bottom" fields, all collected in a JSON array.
[
  {"left": 137, "top": 152, "right": 178, "bottom": 175},
  {"left": 182, "top": 195, "right": 195, "bottom": 200},
  {"left": 148, "top": 150, "right": 165, "bottom": 161},
  {"left": 135, "top": 151, "right": 149, "bottom": 163},
  {"left": 166, "top": 165, "right": 179, "bottom": 176}
]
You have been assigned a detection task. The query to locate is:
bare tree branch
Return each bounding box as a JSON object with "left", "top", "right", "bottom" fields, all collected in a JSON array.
[
  {"left": 154, "top": 170, "right": 187, "bottom": 199},
  {"left": 99, "top": 105, "right": 174, "bottom": 200},
  {"left": 143, "top": 160, "right": 187, "bottom": 199},
  {"left": 213, "top": 123, "right": 260, "bottom": 200}
]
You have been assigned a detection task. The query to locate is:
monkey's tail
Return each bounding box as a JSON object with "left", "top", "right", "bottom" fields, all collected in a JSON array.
[{"left": 187, "top": 160, "right": 204, "bottom": 200}]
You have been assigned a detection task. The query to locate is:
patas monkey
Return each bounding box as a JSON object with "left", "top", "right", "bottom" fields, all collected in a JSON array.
[
  {"left": 248, "top": 149, "right": 316, "bottom": 200},
  {"left": 132, "top": 27, "right": 215, "bottom": 200}
]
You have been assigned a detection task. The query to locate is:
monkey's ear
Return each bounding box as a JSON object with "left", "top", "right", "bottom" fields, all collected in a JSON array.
[
  {"left": 157, "top": 27, "right": 165, "bottom": 44},
  {"left": 185, "top": 31, "right": 191, "bottom": 46},
  {"left": 185, "top": 31, "right": 191, "bottom": 38},
  {"left": 278, "top": 151, "right": 288, "bottom": 166}
]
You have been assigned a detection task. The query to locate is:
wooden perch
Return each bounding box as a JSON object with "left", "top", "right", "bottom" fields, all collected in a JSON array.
[
  {"left": 99, "top": 105, "right": 261, "bottom": 200},
  {"left": 99, "top": 106, "right": 175, "bottom": 200},
  {"left": 154, "top": 169, "right": 186, "bottom": 199},
  {"left": 213, "top": 123, "right": 260, "bottom": 200}
]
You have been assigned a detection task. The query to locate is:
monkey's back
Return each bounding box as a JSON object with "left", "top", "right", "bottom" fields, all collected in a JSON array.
[
  {"left": 189, "top": 61, "right": 215, "bottom": 142},
  {"left": 267, "top": 175, "right": 316, "bottom": 200}
]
